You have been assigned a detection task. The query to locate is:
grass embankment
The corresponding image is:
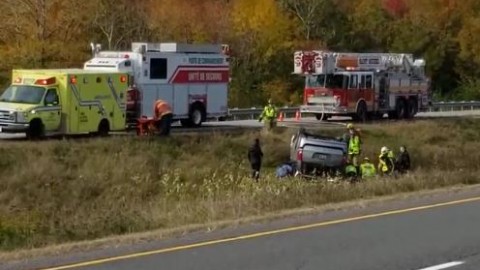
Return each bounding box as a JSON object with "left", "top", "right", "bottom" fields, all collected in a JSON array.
[{"left": 1, "top": 118, "right": 480, "bottom": 251}]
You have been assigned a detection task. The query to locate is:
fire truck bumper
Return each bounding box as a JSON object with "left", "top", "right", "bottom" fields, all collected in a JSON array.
[{"left": 299, "top": 105, "right": 349, "bottom": 114}]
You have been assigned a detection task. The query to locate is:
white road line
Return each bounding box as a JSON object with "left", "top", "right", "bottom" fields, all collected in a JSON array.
[{"left": 417, "top": 261, "right": 465, "bottom": 270}]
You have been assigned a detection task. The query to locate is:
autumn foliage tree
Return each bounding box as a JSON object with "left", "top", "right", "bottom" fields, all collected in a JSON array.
[{"left": 0, "top": 0, "right": 480, "bottom": 104}]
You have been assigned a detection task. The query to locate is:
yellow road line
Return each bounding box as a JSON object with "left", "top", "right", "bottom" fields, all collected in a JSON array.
[{"left": 41, "top": 196, "right": 480, "bottom": 270}]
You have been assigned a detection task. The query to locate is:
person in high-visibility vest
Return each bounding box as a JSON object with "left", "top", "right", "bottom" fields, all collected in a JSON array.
[
  {"left": 344, "top": 162, "right": 358, "bottom": 182},
  {"left": 360, "top": 157, "right": 376, "bottom": 179},
  {"left": 346, "top": 123, "right": 361, "bottom": 169},
  {"left": 378, "top": 146, "right": 395, "bottom": 176},
  {"left": 259, "top": 99, "right": 277, "bottom": 131},
  {"left": 153, "top": 99, "right": 173, "bottom": 136}
]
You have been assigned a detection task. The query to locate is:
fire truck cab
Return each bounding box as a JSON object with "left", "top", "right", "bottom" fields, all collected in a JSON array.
[
  {"left": 293, "top": 51, "right": 431, "bottom": 121},
  {"left": 84, "top": 42, "right": 231, "bottom": 128}
]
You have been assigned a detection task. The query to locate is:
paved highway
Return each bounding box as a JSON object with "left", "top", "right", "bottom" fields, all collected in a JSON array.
[
  {"left": 58, "top": 199, "right": 480, "bottom": 270},
  {"left": 4, "top": 187, "right": 480, "bottom": 270}
]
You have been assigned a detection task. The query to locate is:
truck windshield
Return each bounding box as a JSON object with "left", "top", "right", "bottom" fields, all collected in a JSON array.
[
  {"left": 306, "top": 74, "right": 346, "bottom": 88},
  {"left": 325, "top": 74, "right": 345, "bottom": 88},
  {"left": 0, "top": 85, "right": 46, "bottom": 104},
  {"left": 306, "top": 75, "right": 326, "bottom": 87}
]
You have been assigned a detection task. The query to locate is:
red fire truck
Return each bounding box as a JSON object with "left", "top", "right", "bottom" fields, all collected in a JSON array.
[{"left": 293, "top": 50, "right": 431, "bottom": 121}]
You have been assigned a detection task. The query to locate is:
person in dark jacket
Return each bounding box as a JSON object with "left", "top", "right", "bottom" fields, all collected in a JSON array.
[
  {"left": 248, "top": 138, "right": 263, "bottom": 181},
  {"left": 396, "top": 145, "right": 411, "bottom": 174}
]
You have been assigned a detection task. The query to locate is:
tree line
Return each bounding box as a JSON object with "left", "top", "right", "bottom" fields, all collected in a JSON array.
[{"left": 0, "top": 0, "right": 479, "bottom": 107}]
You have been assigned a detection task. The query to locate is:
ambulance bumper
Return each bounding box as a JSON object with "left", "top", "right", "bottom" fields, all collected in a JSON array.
[{"left": 0, "top": 122, "right": 29, "bottom": 133}]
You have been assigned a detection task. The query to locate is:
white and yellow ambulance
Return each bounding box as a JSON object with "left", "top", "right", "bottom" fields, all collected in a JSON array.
[{"left": 0, "top": 69, "right": 128, "bottom": 138}]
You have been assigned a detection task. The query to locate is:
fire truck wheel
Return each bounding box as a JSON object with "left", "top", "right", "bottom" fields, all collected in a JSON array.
[
  {"left": 355, "top": 101, "right": 367, "bottom": 122},
  {"left": 406, "top": 98, "right": 417, "bottom": 118},
  {"left": 395, "top": 99, "right": 407, "bottom": 119},
  {"left": 27, "top": 119, "right": 45, "bottom": 140}
]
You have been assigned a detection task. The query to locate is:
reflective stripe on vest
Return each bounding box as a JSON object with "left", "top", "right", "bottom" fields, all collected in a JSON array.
[{"left": 349, "top": 135, "right": 360, "bottom": 154}]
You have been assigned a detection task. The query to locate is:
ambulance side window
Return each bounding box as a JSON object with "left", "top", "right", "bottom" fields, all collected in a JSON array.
[
  {"left": 44, "top": 88, "right": 59, "bottom": 106},
  {"left": 150, "top": 58, "right": 167, "bottom": 79}
]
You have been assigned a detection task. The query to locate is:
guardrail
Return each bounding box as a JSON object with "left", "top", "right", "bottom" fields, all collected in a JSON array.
[{"left": 226, "top": 101, "right": 480, "bottom": 120}]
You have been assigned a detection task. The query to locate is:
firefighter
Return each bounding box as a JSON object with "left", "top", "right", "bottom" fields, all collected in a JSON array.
[
  {"left": 378, "top": 146, "right": 395, "bottom": 176},
  {"left": 153, "top": 99, "right": 173, "bottom": 136},
  {"left": 345, "top": 162, "right": 358, "bottom": 182},
  {"left": 247, "top": 138, "right": 263, "bottom": 181},
  {"left": 258, "top": 99, "right": 277, "bottom": 131},
  {"left": 360, "top": 157, "right": 376, "bottom": 179},
  {"left": 346, "top": 123, "right": 361, "bottom": 169}
]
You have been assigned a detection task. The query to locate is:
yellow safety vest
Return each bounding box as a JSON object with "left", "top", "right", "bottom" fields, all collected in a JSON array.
[
  {"left": 261, "top": 105, "right": 277, "bottom": 119},
  {"left": 360, "top": 162, "right": 376, "bottom": 178},
  {"left": 348, "top": 135, "right": 361, "bottom": 155},
  {"left": 378, "top": 151, "right": 394, "bottom": 173}
]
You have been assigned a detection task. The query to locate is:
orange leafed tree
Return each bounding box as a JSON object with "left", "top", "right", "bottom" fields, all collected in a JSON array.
[
  {"left": 144, "top": 0, "right": 230, "bottom": 43},
  {"left": 0, "top": 0, "right": 93, "bottom": 70}
]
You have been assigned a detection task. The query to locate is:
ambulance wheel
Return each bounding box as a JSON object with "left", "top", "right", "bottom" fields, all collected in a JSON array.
[
  {"left": 97, "top": 119, "right": 110, "bottom": 137},
  {"left": 27, "top": 119, "right": 45, "bottom": 140}
]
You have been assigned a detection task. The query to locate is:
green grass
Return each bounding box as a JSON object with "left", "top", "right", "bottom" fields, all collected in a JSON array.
[{"left": 1, "top": 118, "right": 480, "bottom": 251}]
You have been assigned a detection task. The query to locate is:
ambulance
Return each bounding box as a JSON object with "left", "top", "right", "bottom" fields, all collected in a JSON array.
[
  {"left": 0, "top": 69, "right": 128, "bottom": 138},
  {"left": 83, "top": 42, "right": 230, "bottom": 128}
]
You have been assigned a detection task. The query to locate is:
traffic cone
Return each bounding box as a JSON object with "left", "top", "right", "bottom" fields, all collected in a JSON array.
[
  {"left": 295, "top": 110, "right": 301, "bottom": 121},
  {"left": 277, "top": 112, "right": 284, "bottom": 122}
]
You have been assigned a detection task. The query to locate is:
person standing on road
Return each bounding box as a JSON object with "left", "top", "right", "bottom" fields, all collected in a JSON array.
[
  {"left": 248, "top": 138, "right": 263, "bottom": 181},
  {"left": 258, "top": 99, "right": 277, "bottom": 131},
  {"left": 346, "top": 123, "right": 361, "bottom": 170}
]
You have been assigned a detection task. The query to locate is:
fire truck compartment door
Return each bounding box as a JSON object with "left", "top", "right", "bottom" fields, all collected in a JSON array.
[
  {"left": 173, "top": 85, "right": 188, "bottom": 116},
  {"left": 207, "top": 84, "right": 227, "bottom": 114}
]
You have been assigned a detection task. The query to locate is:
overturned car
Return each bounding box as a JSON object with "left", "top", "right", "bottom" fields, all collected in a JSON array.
[{"left": 290, "top": 128, "right": 348, "bottom": 178}]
